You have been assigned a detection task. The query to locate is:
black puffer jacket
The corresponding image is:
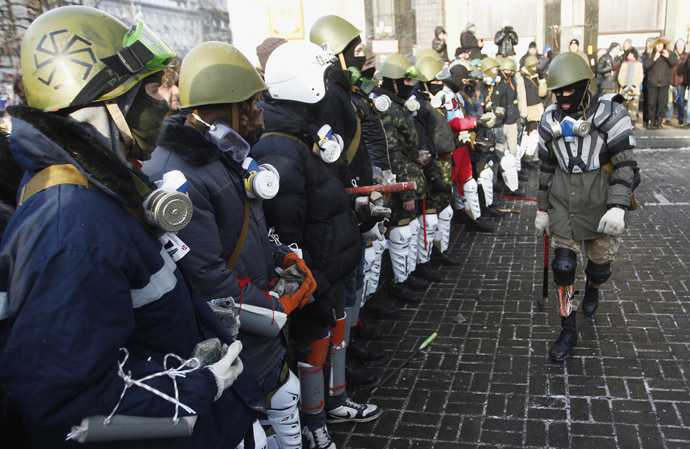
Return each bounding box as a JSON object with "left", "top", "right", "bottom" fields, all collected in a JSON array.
[
  {"left": 596, "top": 51, "right": 618, "bottom": 91},
  {"left": 644, "top": 48, "right": 679, "bottom": 87},
  {"left": 412, "top": 85, "right": 456, "bottom": 156},
  {"left": 495, "top": 26, "right": 518, "bottom": 56},
  {"left": 252, "top": 101, "right": 361, "bottom": 298},
  {"left": 144, "top": 115, "right": 290, "bottom": 383}
]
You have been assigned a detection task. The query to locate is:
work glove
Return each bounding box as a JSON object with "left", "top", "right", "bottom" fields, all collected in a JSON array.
[
  {"left": 278, "top": 253, "right": 317, "bottom": 313},
  {"left": 355, "top": 193, "right": 391, "bottom": 221},
  {"left": 361, "top": 222, "right": 386, "bottom": 242},
  {"left": 301, "top": 299, "right": 337, "bottom": 328},
  {"left": 534, "top": 210, "right": 550, "bottom": 236},
  {"left": 477, "top": 112, "right": 496, "bottom": 128},
  {"left": 206, "top": 341, "right": 244, "bottom": 401},
  {"left": 494, "top": 106, "right": 506, "bottom": 119},
  {"left": 597, "top": 207, "right": 625, "bottom": 236}
]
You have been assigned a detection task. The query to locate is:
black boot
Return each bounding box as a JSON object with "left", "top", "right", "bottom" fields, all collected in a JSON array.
[
  {"left": 414, "top": 262, "right": 441, "bottom": 281},
  {"left": 362, "top": 298, "right": 401, "bottom": 319},
  {"left": 347, "top": 338, "right": 390, "bottom": 366},
  {"left": 430, "top": 246, "right": 463, "bottom": 266},
  {"left": 388, "top": 281, "right": 421, "bottom": 302},
  {"left": 345, "top": 365, "right": 379, "bottom": 389},
  {"left": 467, "top": 218, "right": 494, "bottom": 233},
  {"left": 405, "top": 274, "right": 430, "bottom": 291},
  {"left": 582, "top": 284, "right": 599, "bottom": 317},
  {"left": 549, "top": 312, "right": 577, "bottom": 362},
  {"left": 479, "top": 188, "right": 504, "bottom": 218}
]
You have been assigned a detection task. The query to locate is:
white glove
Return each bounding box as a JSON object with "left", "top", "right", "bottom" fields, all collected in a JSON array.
[
  {"left": 362, "top": 222, "right": 386, "bottom": 241},
  {"left": 597, "top": 207, "right": 625, "bottom": 236},
  {"left": 206, "top": 340, "right": 244, "bottom": 401},
  {"left": 477, "top": 112, "right": 497, "bottom": 128},
  {"left": 535, "top": 210, "right": 550, "bottom": 236}
]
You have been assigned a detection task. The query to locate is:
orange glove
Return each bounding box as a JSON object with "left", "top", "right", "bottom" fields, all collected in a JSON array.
[{"left": 278, "top": 253, "right": 317, "bottom": 314}]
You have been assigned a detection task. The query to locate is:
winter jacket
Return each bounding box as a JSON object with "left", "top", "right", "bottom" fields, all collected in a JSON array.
[
  {"left": 251, "top": 101, "right": 361, "bottom": 297},
  {"left": 372, "top": 86, "right": 427, "bottom": 224},
  {"left": 494, "top": 27, "right": 518, "bottom": 57},
  {"left": 351, "top": 89, "right": 388, "bottom": 173},
  {"left": 432, "top": 26, "right": 449, "bottom": 62},
  {"left": 412, "top": 86, "right": 456, "bottom": 157},
  {"left": 517, "top": 69, "right": 546, "bottom": 121},
  {"left": 617, "top": 60, "right": 644, "bottom": 94},
  {"left": 537, "top": 94, "right": 638, "bottom": 240},
  {"left": 143, "top": 115, "right": 290, "bottom": 384},
  {"left": 644, "top": 49, "right": 678, "bottom": 87},
  {"left": 499, "top": 71, "right": 520, "bottom": 124},
  {"left": 0, "top": 106, "right": 262, "bottom": 448},
  {"left": 460, "top": 30, "right": 484, "bottom": 60},
  {"left": 670, "top": 52, "right": 689, "bottom": 86},
  {"left": 596, "top": 52, "right": 619, "bottom": 91},
  {"left": 323, "top": 72, "right": 374, "bottom": 198},
  {"left": 479, "top": 79, "right": 507, "bottom": 127}
]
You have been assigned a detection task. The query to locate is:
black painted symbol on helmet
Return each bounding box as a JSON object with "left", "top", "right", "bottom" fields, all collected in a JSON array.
[{"left": 34, "top": 30, "right": 97, "bottom": 89}]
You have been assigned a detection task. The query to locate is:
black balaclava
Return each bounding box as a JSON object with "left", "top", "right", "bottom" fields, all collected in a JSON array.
[
  {"left": 554, "top": 79, "right": 589, "bottom": 115},
  {"left": 361, "top": 67, "right": 376, "bottom": 78},
  {"left": 342, "top": 36, "right": 366, "bottom": 71},
  {"left": 125, "top": 72, "right": 170, "bottom": 160},
  {"left": 443, "top": 64, "right": 470, "bottom": 93},
  {"left": 381, "top": 78, "right": 412, "bottom": 99},
  {"left": 427, "top": 82, "right": 444, "bottom": 95}
]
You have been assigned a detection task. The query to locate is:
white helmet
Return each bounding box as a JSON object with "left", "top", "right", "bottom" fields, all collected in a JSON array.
[{"left": 264, "top": 40, "right": 336, "bottom": 104}]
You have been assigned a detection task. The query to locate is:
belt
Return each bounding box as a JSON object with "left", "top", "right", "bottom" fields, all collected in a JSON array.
[{"left": 434, "top": 153, "right": 452, "bottom": 161}]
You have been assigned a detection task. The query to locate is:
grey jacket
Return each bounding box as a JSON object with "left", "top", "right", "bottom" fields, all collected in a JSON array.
[{"left": 537, "top": 94, "right": 639, "bottom": 240}]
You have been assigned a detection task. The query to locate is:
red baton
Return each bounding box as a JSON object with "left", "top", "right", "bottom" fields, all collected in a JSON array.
[{"left": 345, "top": 181, "right": 417, "bottom": 195}]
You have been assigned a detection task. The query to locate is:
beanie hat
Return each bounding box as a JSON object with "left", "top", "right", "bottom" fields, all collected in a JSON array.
[{"left": 256, "top": 37, "right": 287, "bottom": 72}]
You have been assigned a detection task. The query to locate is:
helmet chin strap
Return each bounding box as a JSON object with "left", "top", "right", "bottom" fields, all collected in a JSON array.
[
  {"left": 105, "top": 102, "right": 134, "bottom": 153},
  {"left": 338, "top": 53, "right": 348, "bottom": 70}
]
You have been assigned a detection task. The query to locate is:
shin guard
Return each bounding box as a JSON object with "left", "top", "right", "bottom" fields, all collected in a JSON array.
[
  {"left": 435, "top": 205, "right": 453, "bottom": 253},
  {"left": 387, "top": 226, "right": 412, "bottom": 284},
  {"left": 297, "top": 361, "right": 325, "bottom": 416},
  {"left": 416, "top": 213, "right": 438, "bottom": 264},
  {"left": 500, "top": 153, "right": 519, "bottom": 192},
  {"left": 463, "top": 178, "right": 481, "bottom": 220},
  {"left": 407, "top": 219, "right": 421, "bottom": 276},
  {"left": 328, "top": 315, "right": 347, "bottom": 397},
  {"left": 364, "top": 239, "right": 386, "bottom": 298},
  {"left": 478, "top": 165, "right": 494, "bottom": 206},
  {"left": 262, "top": 366, "right": 302, "bottom": 449},
  {"left": 552, "top": 248, "right": 577, "bottom": 317}
]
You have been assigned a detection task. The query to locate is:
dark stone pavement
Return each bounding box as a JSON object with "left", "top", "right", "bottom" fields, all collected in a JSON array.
[{"left": 332, "top": 141, "right": 690, "bottom": 448}]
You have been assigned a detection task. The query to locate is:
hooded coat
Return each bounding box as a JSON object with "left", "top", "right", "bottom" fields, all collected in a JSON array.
[
  {"left": 597, "top": 43, "right": 621, "bottom": 91},
  {"left": 432, "top": 26, "right": 449, "bottom": 62},
  {"left": 494, "top": 26, "right": 518, "bottom": 57},
  {"left": 0, "top": 106, "right": 263, "bottom": 448},
  {"left": 251, "top": 101, "right": 361, "bottom": 298},
  {"left": 143, "top": 114, "right": 291, "bottom": 384},
  {"left": 644, "top": 41, "right": 678, "bottom": 88}
]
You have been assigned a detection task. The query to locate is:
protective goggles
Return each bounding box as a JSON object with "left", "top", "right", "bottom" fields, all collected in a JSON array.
[{"left": 106, "top": 20, "right": 176, "bottom": 75}]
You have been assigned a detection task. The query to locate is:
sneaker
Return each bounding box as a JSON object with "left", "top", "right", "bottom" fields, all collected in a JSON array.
[
  {"left": 326, "top": 398, "right": 382, "bottom": 424},
  {"left": 347, "top": 341, "right": 390, "bottom": 366},
  {"left": 345, "top": 365, "right": 379, "bottom": 389},
  {"left": 302, "top": 425, "right": 336, "bottom": 449}
]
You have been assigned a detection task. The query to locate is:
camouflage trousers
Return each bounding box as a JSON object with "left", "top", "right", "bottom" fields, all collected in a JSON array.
[{"left": 426, "top": 157, "right": 453, "bottom": 212}]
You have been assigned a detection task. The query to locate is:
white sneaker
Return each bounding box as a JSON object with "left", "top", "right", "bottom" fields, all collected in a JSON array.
[
  {"left": 326, "top": 398, "right": 382, "bottom": 424},
  {"left": 302, "top": 425, "right": 336, "bottom": 449}
]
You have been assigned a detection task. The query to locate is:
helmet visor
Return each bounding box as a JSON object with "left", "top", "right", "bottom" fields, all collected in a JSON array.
[{"left": 123, "top": 20, "right": 176, "bottom": 72}]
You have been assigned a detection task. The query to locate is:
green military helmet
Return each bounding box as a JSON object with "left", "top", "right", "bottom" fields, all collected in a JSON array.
[
  {"left": 379, "top": 53, "right": 415, "bottom": 80},
  {"left": 547, "top": 52, "right": 594, "bottom": 90},
  {"left": 416, "top": 48, "right": 442, "bottom": 63},
  {"left": 415, "top": 56, "right": 444, "bottom": 82},
  {"left": 309, "top": 15, "right": 361, "bottom": 55},
  {"left": 20, "top": 5, "right": 174, "bottom": 111},
  {"left": 524, "top": 55, "right": 540, "bottom": 68},
  {"left": 499, "top": 58, "right": 517, "bottom": 72},
  {"left": 480, "top": 57, "right": 499, "bottom": 75},
  {"left": 179, "top": 41, "right": 267, "bottom": 108}
]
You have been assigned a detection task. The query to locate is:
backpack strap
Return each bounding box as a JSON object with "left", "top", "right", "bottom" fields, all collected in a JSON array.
[{"left": 18, "top": 164, "right": 91, "bottom": 207}]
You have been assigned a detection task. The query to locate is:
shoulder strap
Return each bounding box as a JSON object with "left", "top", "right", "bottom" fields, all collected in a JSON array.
[
  {"left": 261, "top": 131, "right": 311, "bottom": 152},
  {"left": 225, "top": 196, "right": 250, "bottom": 271},
  {"left": 18, "top": 164, "right": 91, "bottom": 207},
  {"left": 345, "top": 119, "right": 362, "bottom": 164}
]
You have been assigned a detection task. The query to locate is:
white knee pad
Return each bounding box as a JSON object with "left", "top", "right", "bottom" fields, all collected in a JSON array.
[
  {"left": 515, "top": 137, "right": 526, "bottom": 171},
  {"left": 500, "top": 153, "right": 519, "bottom": 192},
  {"left": 407, "top": 218, "right": 421, "bottom": 275},
  {"left": 416, "top": 214, "right": 438, "bottom": 264},
  {"left": 478, "top": 166, "right": 494, "bottom": 206},
  {"left": 388, "top": 225, "right": 413, "bottom": 283},
  {"left": 463, "top": 178, "right": 481, "bottom": 220},
  {"left": 262, "top": 370, "right": 301, "bottom": 449},
  {"left": 435, "top": 205, "right": 453, "bottom": 253}
]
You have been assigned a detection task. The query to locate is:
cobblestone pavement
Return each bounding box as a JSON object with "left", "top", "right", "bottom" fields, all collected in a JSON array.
[{"left": 332, "top": 144, "right": 690, "bottom": 448}]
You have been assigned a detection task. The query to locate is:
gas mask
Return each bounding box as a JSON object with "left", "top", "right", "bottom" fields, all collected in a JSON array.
[
  {"left": 368, "top": 92, "right": 391, "bottom": 112},
  {"left": 143, "top": 170, "right": 194, "bottom": 233},
  {"left": 483, "top": 76, "right": 499, "bottom": 86},
  {"left": 242, "top": 157, "right": 280, "bottom": 199},
  {"left": 314, "top": 124, "right": 344, "bottom": 164},
  {"left": 404, "top": 95, "right": 421, "bottom": 116},
  {"left": 427, "top": 82, "right": 444, "bottom": 96},
  {"left": 193, "top": 113, "right": 280, "bottom": 199},
  {"left": 346, "top": 66, "right": 379, "bottom": 95},
  {"left": 550, "top": 116, "right": 591, "bottom": 142}
]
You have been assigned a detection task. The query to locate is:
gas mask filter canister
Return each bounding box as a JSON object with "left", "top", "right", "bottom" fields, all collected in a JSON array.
[
  {"left": 314, "top": 124, "right": 344, "bottom": 164},
  {"left": 143, "top": 170, "right": 194, "bottom": 233},
  {"left": 550, "top": 116, "right": 591, "bottom": 143}
]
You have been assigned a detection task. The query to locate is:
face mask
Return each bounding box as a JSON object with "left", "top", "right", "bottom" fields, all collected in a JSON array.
[
  {"left": 125, "top": 86, "right": 170, "bottom": 160},
  {"left": 554, "top": 80, "right": 589, "bottom": 113},
  {"left": 427, "top": 82, "right": 444, "bottom": 95},
  {"left": 526, "top": 66, "right": 537, "bottom": 75},
  {"left": 242, "top": 157, "right": 280, "bottom": 199},
  {"left": 314, "top": 124, "right": 343, "bottom": 163},
  {"left": 361, "top": 67, "right": 376, "bottom": 78},
  {"left": 550, "top": 115, "right": 591, "bottom": 142},
  {"left": 483, "top": 76, "right": 496, "bottom": 85},
  {"left": 397, "top": 81, "right": 414, "bottom": 100},
  {"left": 143, "top": 169, "right": 193, "bottom": 233}
]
